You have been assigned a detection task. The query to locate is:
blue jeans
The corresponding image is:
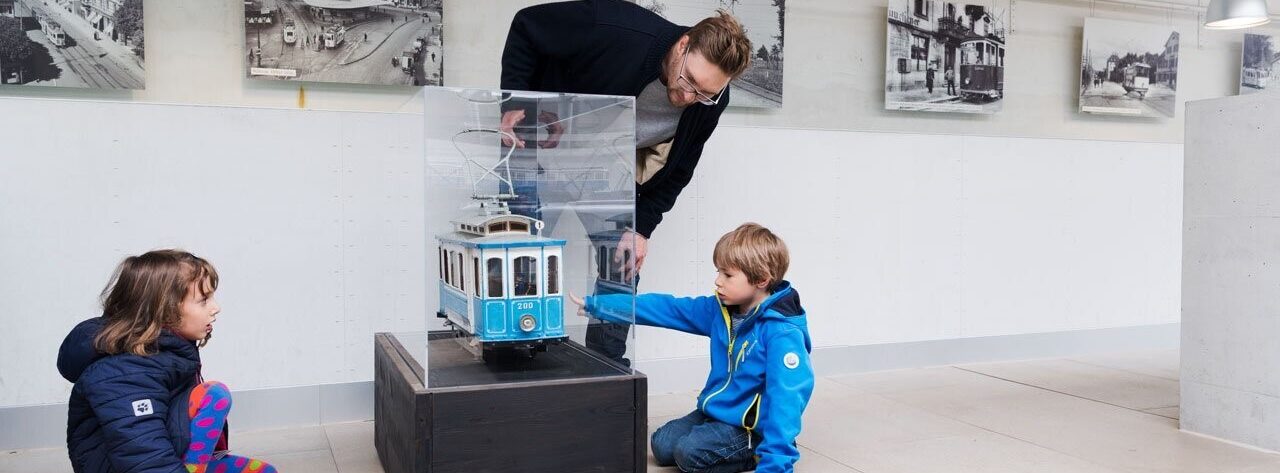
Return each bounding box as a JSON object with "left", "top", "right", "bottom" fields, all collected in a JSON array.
[{"left": 652, "top": 410, "right": 759, "bottom": 473}]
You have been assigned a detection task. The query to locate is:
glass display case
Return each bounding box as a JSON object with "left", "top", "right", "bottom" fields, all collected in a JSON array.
[
  {"left": 398, "top": 86, "right": 638, "bottom": 389},
  {"left": 374, "top": 86, "right": 646, "bottom": 473}
]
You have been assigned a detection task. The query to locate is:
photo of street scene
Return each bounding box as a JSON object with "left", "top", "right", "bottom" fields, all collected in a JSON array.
[
  {"left": 244, "top": 0, "right": 442, "bottom": 86},
  {"left": 0, "top": 0, "right": 144, "bottom": 89},
  {"left": 885, "top": 0, "right": 1008, "bottom": 114},
  {"left": 634, "top": 0, "right": 785, "bottom": 108},
  {"left": 1241, "top": 33, "right": 1278, "bottom": 95},
  {"left": 1080, "top": 18, "right": 1178, "bottom": 118}
]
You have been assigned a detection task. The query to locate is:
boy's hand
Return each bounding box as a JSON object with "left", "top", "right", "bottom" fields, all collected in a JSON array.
[{"left": 568, "top": 292, "right": 588, "bottom": 317}]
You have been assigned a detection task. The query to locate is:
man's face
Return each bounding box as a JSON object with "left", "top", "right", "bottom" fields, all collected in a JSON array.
[{"left": 667, "top": 38, "right": 731, "bottom": 108}]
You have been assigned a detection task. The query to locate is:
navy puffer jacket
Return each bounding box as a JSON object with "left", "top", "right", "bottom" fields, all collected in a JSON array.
[{"left": 58, "top": 317, "right": 200, "bottom": 473}]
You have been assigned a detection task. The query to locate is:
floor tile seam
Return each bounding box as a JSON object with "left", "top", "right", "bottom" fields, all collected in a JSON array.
[
  {"left": 1065, "top": 358, "right": 1182, "bottom": 382},
  {"left": 867, "top": 396, "right": 1144, "bottom": 473},
  {"left": 953, "top": 366, "right": 1179, "bottom": 414},
  {"left": 322, "top": 424, "right": 341, "bottom": 469},
  {"left": 793, "top": 443, "right": 871, "bottom": 473}
]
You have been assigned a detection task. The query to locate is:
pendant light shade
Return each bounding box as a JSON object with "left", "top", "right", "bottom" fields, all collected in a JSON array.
[{"left": 1204, "top": 0, "right": 1271, "bottom": 29}]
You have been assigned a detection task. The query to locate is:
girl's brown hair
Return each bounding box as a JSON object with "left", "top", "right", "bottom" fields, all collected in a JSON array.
[{"left": 94, "top": 250, "right": 219, "bottom": 355}]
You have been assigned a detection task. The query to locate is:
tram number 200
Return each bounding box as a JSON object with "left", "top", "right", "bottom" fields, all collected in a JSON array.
[{"left": 514, "top": 302, "right": 535, "bottom": 310}]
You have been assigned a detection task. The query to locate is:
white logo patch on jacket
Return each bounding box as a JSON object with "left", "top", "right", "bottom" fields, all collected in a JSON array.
[
  {"left": 783, "top": 352, "right": 801, "bottom": 369},
  {"left": 132, "top": 399, "right": 154, "bottom": 416}
]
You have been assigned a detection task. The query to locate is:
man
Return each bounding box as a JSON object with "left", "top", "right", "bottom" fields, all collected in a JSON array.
[{"left": 500, "top": 0, "right": 752, "bottom": 364}]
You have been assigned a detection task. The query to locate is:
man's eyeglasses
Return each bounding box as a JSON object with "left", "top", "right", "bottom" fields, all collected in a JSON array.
[{"left": 676, "top": 51, "right": 726, "bottom": 106}]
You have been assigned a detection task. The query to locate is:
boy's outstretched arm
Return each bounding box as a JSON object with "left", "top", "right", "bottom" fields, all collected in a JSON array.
[
  {"left": 573, "top": 292, "right": 719, "bottom": 337},
  {"left": 754, "top": 326, "right": 815, "bottom": 472}
]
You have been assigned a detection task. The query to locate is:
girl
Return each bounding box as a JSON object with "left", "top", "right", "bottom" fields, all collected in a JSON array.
[{"left": 57, "top": 250, "right": 276, "bottom": 473}]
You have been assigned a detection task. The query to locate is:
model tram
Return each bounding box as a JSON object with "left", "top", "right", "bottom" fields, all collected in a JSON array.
[{"left": 436, "top": 200, "right": 567, "bottom": 362}]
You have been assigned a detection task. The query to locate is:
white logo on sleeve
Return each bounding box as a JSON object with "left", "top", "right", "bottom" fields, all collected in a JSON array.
[
  {"left": 783, "top": 352, "right": 801, "bottom": 369},
  {"left": 132, "top": 399, "right": 153, "bottom": 417}
]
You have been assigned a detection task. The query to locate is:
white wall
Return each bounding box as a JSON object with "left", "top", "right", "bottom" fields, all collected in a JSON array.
[
  {"left": 634, "top": 126, "right": 1182, "bottom": 362},
  {"left": 0, "top": 0, "right": 1233, "bottom": 407}
]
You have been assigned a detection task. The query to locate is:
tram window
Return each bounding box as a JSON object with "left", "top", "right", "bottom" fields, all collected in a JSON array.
[
  {"left": 487, "top": 258, "right": 504, "bottom": 298},
  {"left": 598, "top": 246, "right": 609, "bottom": 279},
  {"left": 609, "top": 247, "right": 623, "bottom": 283},
  {"left": 489, "top": 222, "right": 508, "bottom": 233},
  {"left": 509, "top": 221, "right": 528, "bottom": 233},
  {"left": 911, "top": 35, "right": 928, "bottom": 71},
  {"left": 444, "top": 250, "right": 452, "bottom": 286},
  {"left": 473, "top": 257, "right": 480, "bottom": 297},
  {"left": 547, "top": 256, "right": 559, "bottom": 295},
  {"left": 438, "top": 247, "right": 444, "bottom": 280},
  {"left": 623, "top": 250, "right": 632, "bottom": 283},
  {"left": 456, "top": 253, "right": 464, "bottom": 291},
  {"left": 514, "top": 256, "right": 538, "bottom": 297}
]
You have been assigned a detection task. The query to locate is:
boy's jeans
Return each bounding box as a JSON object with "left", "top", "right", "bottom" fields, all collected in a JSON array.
[{"left": 651, "top": 410, "right": 759, "bottom": 473}]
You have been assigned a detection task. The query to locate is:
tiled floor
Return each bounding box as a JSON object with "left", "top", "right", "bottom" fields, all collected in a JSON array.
[{"left": 5, "top": 350, "right": 1280, "bottom": 472}]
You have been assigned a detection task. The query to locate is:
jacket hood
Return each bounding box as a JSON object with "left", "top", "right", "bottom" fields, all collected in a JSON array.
[
  {"left": 734, "top": 281, "right": 812, "bottom": 352},
  {"left": 58, "top": 316, "right": 200, "bottom": 383}
]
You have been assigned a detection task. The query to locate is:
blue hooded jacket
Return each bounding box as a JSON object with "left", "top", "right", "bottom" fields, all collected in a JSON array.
[
  {"left": 586, "top": 281, "right": 815, "bottom": 472},
  {"left": 57, "top": 317, "right": 200, "bottom": 473}
]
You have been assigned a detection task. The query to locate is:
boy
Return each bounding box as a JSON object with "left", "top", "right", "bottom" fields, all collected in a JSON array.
[{"left": 572, "top": 223, "right": 814, "bottom": 472}]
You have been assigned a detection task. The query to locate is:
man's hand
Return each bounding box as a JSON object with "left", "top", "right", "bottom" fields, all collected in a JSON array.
[
  {"left": 500, "top": 109, "right": 526, "bottom": 148},
  {"left": 537, "top": 111, "right": 564, "bottom": 149},
  {"left": 614, "top": 231, "right": 648, "bottom": 282}
]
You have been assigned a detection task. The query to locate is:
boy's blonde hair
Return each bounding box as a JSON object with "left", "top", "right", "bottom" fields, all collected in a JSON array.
[{"left": 712, "top": 223, "right": 789, "bottom": 287}]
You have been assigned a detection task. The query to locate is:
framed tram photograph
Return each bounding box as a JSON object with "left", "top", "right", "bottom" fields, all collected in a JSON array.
[
  {"left": 885, "top": 0, "right": 1008, "bottom": 114},
  {"left": 0, "top": 0, "right": 144, "bottom": 89},
  {"left": 244, "top": 0, "right": 443, "bottom": 86},
  {"left": 632, "top": 0, "right": 785, "bottom": 108},
  {"left": 1079, "top": 18, "right": 1179, "bottom": 118},
  {"left": 1241, "top": 33, "right": 1277, "bottom": 95}
]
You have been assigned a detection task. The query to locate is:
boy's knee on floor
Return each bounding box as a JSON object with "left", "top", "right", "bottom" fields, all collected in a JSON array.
[{"left": 650, "top": 429, "right": 677, "bottom": 465}]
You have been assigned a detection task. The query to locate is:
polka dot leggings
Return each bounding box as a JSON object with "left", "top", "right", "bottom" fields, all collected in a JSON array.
[{"left": 184, "top": 381, "right": 277, "bottom": 473}]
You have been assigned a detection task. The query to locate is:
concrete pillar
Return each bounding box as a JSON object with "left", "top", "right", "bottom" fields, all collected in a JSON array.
[{"left": 1182, "top": 93, "right": 1280, "bottom": 451}]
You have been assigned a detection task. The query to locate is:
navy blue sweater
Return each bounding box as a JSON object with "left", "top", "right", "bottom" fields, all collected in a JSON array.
[
  {"left": 501, "top": 0, "right": 731, "bottom": 238},
  {"left": 58, "top": 317, "right": 199, "bottom": 473}
]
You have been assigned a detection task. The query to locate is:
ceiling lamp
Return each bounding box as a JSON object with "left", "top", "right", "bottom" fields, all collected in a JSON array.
[{"left": 1204, "top": 0, "right": 1271, "bottom": 29}]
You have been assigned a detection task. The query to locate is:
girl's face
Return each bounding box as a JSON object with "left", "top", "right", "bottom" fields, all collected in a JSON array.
[
  {"left": 715, "top": 267, "right": 768, "bottom": 307},
  {"left": 175, "top": 279, "right": 220, "bottom": 343}
]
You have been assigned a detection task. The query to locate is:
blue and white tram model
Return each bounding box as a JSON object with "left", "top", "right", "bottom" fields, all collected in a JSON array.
[{"left": 435, "top": 200, "right": 568, "bottom": 361}]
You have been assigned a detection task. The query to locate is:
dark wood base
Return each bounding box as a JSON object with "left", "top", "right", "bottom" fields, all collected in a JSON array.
[{"left": 374, "top": 332, "right": 648, "bottom": 473}]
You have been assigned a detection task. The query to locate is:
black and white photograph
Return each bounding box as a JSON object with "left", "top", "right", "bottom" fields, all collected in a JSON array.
[
  {"left": 1079, "top": 18, "right": 1179, "bottom": 118},
  {"left": 244, "top": 0, "right": 442, "bottom": 86},
  {"left": 1241, "top": 33, "right": 1278, "bottom": 95},
  {"left": 634, "top": 0, "right": 785, "bottom": 108},
  {"left": 0, "top": 0, "right": 144, "bottom": 89},
  {"left": 885, "top": 0, "right": 1008, "bottom": 114}
]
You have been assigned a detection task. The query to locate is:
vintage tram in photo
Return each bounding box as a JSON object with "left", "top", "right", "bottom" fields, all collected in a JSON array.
[
  {"left": 1122, "top": 63, "right": 1152, "bottom": 99},
  {"left": 959, "top": 36, "right": 1005, "bottom": 102}
]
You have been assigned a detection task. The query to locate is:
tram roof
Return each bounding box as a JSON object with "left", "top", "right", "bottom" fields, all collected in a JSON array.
[
  {"left": 303, "top": 0, "right": 393, "bottom": 10},
  {"left": 436, "top": 232, "right": 566, "bottom": 249}
]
